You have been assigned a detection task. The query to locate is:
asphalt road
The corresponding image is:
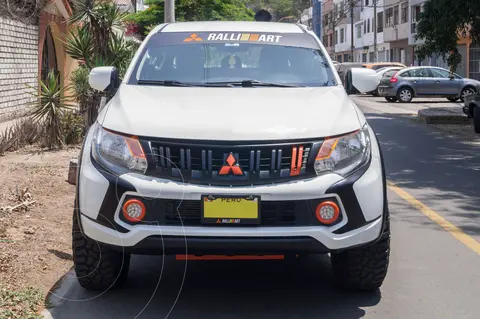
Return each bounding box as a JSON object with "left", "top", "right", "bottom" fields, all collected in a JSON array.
[{"left": 45, "top": 96, "right": 480, "bottom": 319}]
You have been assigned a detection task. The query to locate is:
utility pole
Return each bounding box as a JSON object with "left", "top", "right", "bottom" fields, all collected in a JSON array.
[
  {"left": 350, "top": 0, "right": 354, "bottom": 61},
  {"left": 373, "top": 0, "right": 377, "bottom": 62},
  {"left": 164, "top": 0, "right": 175, "bottom": 23}
]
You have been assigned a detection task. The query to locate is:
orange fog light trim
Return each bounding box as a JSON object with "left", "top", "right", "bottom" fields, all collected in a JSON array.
[
  {"left": 315, "top": 201, "right": 340, "bottom": 225},
  {"left": 122, "top": 199, "right": 146, "bottom": 222}
]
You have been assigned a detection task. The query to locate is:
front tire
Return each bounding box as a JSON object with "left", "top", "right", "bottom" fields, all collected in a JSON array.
[
  {"left": 460, "top": 86, "right": 476, "bottom": 102},
  {"left": 331, "top": 215, "right": 390, "bottom": 291},
  {"left": 447, "top": 97, "right": 459, "bottom": 102},
  {"left": 474, "top": 107, "right": 480, "bottom": 134},
  {"left": 72, "top": 210, "right": 131, "bottom": 291}
]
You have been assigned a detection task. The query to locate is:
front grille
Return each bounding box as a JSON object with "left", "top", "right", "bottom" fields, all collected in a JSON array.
[
  {"left": 147, "top": 141, "right": 318, "bottom": 185},
  {"left": 164, "top": 200, "right": 298, "bottom": 226}
]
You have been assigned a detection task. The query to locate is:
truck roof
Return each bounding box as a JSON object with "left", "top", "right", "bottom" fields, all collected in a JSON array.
[{"left": 158, "top": 21, "right": 306, "bottom": 34}]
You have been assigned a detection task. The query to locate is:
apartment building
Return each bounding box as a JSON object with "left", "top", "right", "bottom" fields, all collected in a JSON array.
[
  {"left": 333, "top": 0, "right": 362, "bottom": 62},
  {"left": 354, "top": 0, "right": 389, "bottom": 63},
  {"left": 321, "top": 0, "right": 335, "bottom": 58},
  {"left": 383, "top": 0, "right": 411, "bottom": 65}
]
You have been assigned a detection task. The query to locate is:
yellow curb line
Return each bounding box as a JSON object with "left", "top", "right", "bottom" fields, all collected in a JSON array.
[{"left": 387, "top": 180, "right": 480, "bottom": 255}]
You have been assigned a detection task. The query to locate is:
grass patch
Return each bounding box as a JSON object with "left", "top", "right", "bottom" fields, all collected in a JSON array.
[{"left": 0, "top": 286, "right": 43, "bottom": 319}]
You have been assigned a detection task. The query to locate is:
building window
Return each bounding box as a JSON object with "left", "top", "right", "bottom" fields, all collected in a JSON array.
[
  {"left": 377, "top": 12, "right": 383, "bottom": 32},
  {"left": 41, "top": 26, "right": 59, "bottom": 84},
  {"left": 367, "top": 19, "right": 370, "bottom": 33},
  {"left": 340, "top": 28, "right": 345, "bottom": 43},
  {"left": 469, "top": 45, "right": 480, "bottom": 80},
  {"left": 411, "top": 4, "right": 422, "bottom": 33},
  {"left": 356, "top": 24, "right": 362, "bottom": 38},
  {"left": 338, "top": 55, "right": 343, "bottom": 63},
  {"left": 393, "top": 5, "right": 399, "bottom": 25},
  {"left": 335, "top": 30, "right": 339, "bottom": 45},
  {"left": 401, "top": 2, "right": 408, "bottom": 23},
  {"left": 365, "top": 0, "right": 369, "bottom": 6},
  {"left": 385, "top": 7, "right": 394, "bottom": 28},
  {"left": 344, "top": 53, "right": 349, "bottom": 62},
  {"left": 364, "top": 20, "right": 367, "bottom": 33},
  {"left": 362, "top": 53, "right": 367, "bottom": 63},
  {"left": 369, "top": 52, "right": 374, "bottom": 62},
  {"left": 328, "top": 34, "right": 333, "bottom": 47}
]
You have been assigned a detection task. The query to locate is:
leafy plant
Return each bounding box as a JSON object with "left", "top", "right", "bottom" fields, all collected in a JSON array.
[
  {"left": 65, "top": 0, "right": 139, "bottom": 129},
  {"left": 0, "top": 118, "right": 43, "bottom": 156},
  {"left": 27, "top": 70, "right": 74, "bottom": 149},
  {"left": 416, "top": 0, "right": 480, "bottom": 72},
  {"left": 127, "top": 0, "right": 255, "bottom": 36},
  {"left": 60, "top": 110, "right": 85, "bottom": 145},
  {"left": 0, "top": 285, "right": 43, "bottom": 319}
]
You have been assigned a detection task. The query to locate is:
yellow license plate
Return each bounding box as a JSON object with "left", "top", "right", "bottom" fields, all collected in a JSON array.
[{"left": 201, "top": 195, "right": 260, "bottom": 225}]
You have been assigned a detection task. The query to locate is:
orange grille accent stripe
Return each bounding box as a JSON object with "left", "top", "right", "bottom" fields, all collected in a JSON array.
[{"left": 290, "top": 146, "right": 303, "bottom": 176}]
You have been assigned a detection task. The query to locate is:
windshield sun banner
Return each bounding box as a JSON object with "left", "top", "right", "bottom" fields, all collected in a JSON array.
[{"left": 148, "top": 31, "right": 320, "bottom": 49}]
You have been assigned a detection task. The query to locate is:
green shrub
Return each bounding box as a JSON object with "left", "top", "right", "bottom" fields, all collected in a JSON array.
[{"left": 60, "top": 111, "right": 84, "bottom": 145}]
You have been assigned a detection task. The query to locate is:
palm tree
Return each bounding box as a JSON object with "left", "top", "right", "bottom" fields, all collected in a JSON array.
[{"left": 65, "top": 0, "right": 139, "bottom": 128}]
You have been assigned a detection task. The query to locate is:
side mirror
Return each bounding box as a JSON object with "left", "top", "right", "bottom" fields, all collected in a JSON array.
[
  {"left": 345, "top": 68, "right": 379, "bottom": 95},
  {"left": 88, "top": 66, "right": 120, "bottom": 94},
  {"left": 449, "top": 75, "right": 455, "bottom": 80}
]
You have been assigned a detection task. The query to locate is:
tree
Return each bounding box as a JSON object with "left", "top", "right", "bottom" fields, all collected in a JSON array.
[
  {"left": 65, "top": 0, "right": 139, "bottom": 128},
  {"left": 250, "top": 0, "right": 311, "bottom": 21},
  {"left": 128, "top": 0, "right": 255, "bottom": 35},
  {"left": 416, "top": 0, "right": 480, "bottom": 72}
]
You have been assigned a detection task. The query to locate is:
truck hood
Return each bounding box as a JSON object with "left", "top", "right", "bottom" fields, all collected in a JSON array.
[{"left": 101, "top": 85, "right": 362, "bottom": 141}]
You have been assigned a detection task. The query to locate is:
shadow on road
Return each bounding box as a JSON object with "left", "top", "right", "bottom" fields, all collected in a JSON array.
[
  {"left": 46, "top": 255, "right": 381, "bottom": 318},
  {"left": 365, "top": 112, "right": 480, "bottom": 237}
]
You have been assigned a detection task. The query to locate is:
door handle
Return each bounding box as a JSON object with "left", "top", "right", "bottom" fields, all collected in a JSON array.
[
  {"left": 435, "top": 80, "right": 440, "bottom": 83},
  {"left": 413, "top": 80, "right": 417, "bottom": 83}
]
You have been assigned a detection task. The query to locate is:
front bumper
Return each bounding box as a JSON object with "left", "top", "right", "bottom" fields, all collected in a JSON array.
[{"left": 76, "top": 126, "right": 386, "bottom": 254}]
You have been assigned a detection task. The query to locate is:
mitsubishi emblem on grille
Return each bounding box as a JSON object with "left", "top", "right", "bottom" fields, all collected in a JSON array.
[{"left": 219, "top": 153, "right": 244, "bottom": 176}]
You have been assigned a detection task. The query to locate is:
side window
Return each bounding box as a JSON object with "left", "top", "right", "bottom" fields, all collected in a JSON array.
[
  {"left": 430, "top": 68, "right": 450, "bottom": 78},
  {"left": 402, "top": 68, "right": 430, "bottom": 78},
  {"left": 416, "top": 68, "right": 432, "bottom": 78}
]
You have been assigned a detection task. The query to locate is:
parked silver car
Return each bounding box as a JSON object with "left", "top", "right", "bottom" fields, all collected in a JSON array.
[{"left": 377, "top": 66, "right": 480, "bottom": 103}]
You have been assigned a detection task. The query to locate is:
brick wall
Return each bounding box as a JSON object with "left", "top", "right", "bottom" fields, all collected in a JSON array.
[{"left": 0, "top": 16, "right": 38, "bottom": 123}]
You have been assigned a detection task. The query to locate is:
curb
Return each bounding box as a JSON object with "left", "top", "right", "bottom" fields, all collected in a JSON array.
[{"left": 417, "top": 108, "right": 471, "bottom": 125}]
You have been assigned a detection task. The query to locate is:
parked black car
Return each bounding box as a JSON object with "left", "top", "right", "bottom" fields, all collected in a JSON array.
[{"left": 463, "top": 90, "right": 480, "bottom": 133}]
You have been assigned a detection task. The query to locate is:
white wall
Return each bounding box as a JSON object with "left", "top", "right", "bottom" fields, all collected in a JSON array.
[
  {"left": 0, "top": 17, "right": 38, "bottom": 122},
  {"left": 335, "top": 24, "right": 352, "bottom": 53},
  {"left": 360, "top": 0, "right": 384, "bottom": 48}
]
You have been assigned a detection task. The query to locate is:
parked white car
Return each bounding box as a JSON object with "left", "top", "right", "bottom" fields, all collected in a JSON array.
[{"left": 74, "top": 21, "right": 389, "bottom": 292}]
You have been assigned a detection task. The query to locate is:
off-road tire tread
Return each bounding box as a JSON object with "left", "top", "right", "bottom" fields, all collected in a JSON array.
[
  {"left": 331, "top": 215, "right": 390, "bottom": 292},
  {"left": 72, "top": 211, "right": 130, "bottom": 291}
]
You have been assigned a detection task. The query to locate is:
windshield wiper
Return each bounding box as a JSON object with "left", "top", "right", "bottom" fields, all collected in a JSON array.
[
  {"left": 206, "top": 80, "right": 304, "bottom": 87},
  {"left": 137, "top": 80, "right": 196, "bottom": 86},
  {"left": 137, "top": 79, "right": 233, "bottom": 87}
]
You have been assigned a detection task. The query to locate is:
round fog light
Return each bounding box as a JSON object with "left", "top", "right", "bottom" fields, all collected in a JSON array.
[
  {"left": 122, "top": 199, "right": 146, "bottom": 222},
  {"left": 315, "top": 201, "right": 340, "bottom": 225}
]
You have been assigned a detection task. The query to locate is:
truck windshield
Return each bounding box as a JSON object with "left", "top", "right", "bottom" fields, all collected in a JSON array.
[{"left": 130, "top": 35, "right": 337, "bottom": 87}]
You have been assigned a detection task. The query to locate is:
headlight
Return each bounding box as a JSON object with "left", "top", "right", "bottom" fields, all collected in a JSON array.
[
  {"left": 91, "top": 125, "right": 148, "bottom": 174},
  {"left": 314, "top": 124, "right": 371, "bottom": 177}
]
